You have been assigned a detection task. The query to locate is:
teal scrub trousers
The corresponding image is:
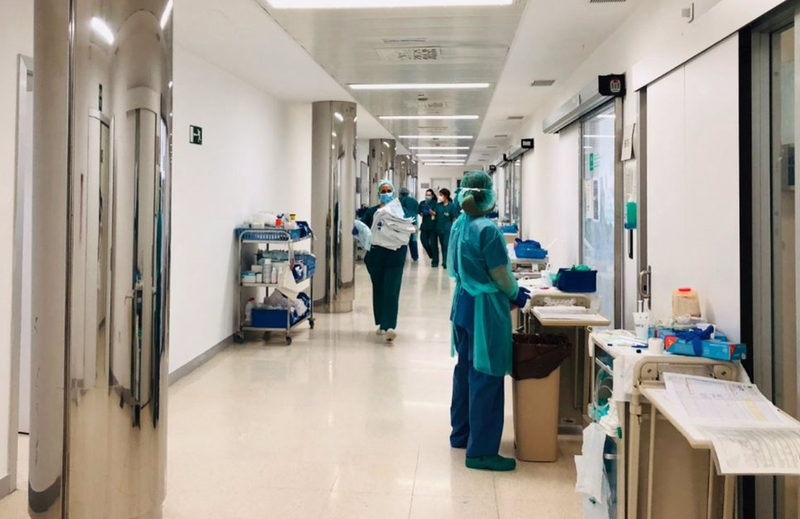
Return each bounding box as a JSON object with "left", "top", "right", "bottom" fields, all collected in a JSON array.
[
  {"left": 438, "top": 231, "right": 451, "bottom": 268},
  {"left": 364, "top": 245, "right": 407, "bottom": 331}
]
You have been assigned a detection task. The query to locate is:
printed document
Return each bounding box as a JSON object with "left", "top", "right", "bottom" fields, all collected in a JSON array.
[{"left": 703, "top": 428, "right": 800, "bottom": 475}]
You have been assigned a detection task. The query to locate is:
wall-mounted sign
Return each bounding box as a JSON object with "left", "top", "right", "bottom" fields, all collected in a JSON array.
[
  {"left": 421, "top": 183, "right": 430, "bottom": 189},
  {"left": 599, "top": 74, "right": 626, "bottom": 97},
  {"left": 521, "top": 138, "right": 534, "bottom": 149},
  {"left": 190, "top": 125, "right": 203, "bottom": 145}
]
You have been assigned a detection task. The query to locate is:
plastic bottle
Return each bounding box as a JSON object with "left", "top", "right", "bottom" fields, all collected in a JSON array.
[
  {"left": 244, "top": 298, "right": 255, "bottom": 324},
  {"left": 262, "top": 260, "right": 272, "bottom": 285}
]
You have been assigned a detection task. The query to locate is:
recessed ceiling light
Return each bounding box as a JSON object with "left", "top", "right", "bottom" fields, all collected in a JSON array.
[
  {"left": 350, "top": 83, "right": 490, "bottom": 90},
  {"left": 410, "top": 146, "right": 470, "bottom": 150},
  {"left": 416, "top": 153, "right": 468, "bottom": 157},
  {"left": 400, "top": 135, "right": 474, "bottom": 140},
  {"left": 267, "top": 0, "right": 514, "bottom": 9},
  {"left": 380, "top": 115, "right": 479, "bottom": 120}
]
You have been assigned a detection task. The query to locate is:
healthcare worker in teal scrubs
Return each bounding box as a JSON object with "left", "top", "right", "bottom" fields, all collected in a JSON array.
[
  {"left": 398, "top": 187, "right": 420, "bottom": 262},
  {"left": 448, "top": 171, "right": 530, "bottom": 471},
  {"left": 361, "top": 180, "right": 407, "bottom": 343},
  {"left": 419, "top": 189, "right": 439, "bottom": 266},
  {"left": 435, "top": 188, "right": 458, "bottom": 269}
]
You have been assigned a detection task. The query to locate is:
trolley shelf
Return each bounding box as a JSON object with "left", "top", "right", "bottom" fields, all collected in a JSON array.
[{"left": 235, "top": 223, "right": 315, "bottom": 346}]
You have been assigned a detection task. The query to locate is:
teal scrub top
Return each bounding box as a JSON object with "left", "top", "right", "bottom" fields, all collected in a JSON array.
[
  {"left": 360, "top": 205, "right": 379, "bottom": 228},
  {"left": 435, "top": 201, "right": 458, "bottom": 235},
  {"left": 419, "top": 200, "right": 437, "bottom": 231},
  {"left": 400, "top": 196, "right": 420, "bottom": 225}
]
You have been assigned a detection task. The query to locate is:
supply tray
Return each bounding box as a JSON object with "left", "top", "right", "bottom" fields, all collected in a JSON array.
[{"left": 236, "top": 227, "right": 306, "bottom": 242}]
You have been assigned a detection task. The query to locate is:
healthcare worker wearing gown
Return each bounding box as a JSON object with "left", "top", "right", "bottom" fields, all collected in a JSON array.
[
  {"left": 361, "top": 180, "right": 408, "bottom": 342},
  {"left": 448, "top": 171, "right": 531, "bottom": 471},
  {"left": 398, "top": 187, "right": 420, "bottom": 262}
]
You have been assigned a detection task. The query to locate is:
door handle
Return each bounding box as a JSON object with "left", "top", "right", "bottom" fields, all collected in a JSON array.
[{"left": 638, "top": 266, "right": 651, "bottom": 301}]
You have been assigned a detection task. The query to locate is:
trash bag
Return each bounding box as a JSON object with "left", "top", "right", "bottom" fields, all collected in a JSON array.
[{"left": 511, "top": 333, "right": 572, "bottom": 380}]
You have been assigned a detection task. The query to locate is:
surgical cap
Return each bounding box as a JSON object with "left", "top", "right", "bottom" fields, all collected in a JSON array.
[
  {"left": 378, "top": 180, "right": 394, "bottom": 193},
  {"left": 399, "top": 187, "right": 410, "bottom": 196},
  {"left": 458, "top": 170, "right": 496, "bottom": 216}
]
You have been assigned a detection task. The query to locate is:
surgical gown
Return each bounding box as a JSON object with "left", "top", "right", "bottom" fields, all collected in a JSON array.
[{"left": 448, "top": 215, "right": 519, "bottom": 457}]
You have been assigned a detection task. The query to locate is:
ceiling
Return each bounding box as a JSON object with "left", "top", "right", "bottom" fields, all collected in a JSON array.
[
  {"left": 258, "top": 0, "right": 529, "bottom": 167},
  {"left": 177, "top": 0, "right": 642, "bottom": 166}
]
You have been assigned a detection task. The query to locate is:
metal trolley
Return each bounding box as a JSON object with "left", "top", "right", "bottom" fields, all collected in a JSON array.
[{"left": 234, "top": 226, "right": 315, "bottom": 345}]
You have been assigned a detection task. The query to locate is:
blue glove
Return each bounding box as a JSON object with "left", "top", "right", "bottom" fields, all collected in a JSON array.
[
  {"left": 514, "top": 287, "right": 531, "bottom": 308},
  {"left": 422, "top": 206, "right": 431, "bottom": 216},
  {"left": 352, "top": 225, "right": 359, "bottom": 236}
]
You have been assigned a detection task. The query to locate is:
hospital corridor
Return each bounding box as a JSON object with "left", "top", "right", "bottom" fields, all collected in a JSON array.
[{"left": 2, "top": 1, "right": 800, "bottom": 519}]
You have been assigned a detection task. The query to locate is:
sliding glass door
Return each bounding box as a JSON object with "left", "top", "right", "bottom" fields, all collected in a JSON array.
[{"left": 581, "top": 103, "right": 619, "bottom": 325}]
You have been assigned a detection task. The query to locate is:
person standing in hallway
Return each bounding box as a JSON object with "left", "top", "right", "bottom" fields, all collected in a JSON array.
[
  {"left": 360, "top": 180, "right": 413, "bottom": 342},
  {"left": 399, "top": 187, "right": 420, "bottom": 262},
  {"left": 435, "top": 188, "right": 458, "bottom": 270},
  {"left": 447, "top": 171, "right": 531, "bottom": 472},
  {"left": 419, "top": 188, "right": 440, "bottom": 267}
]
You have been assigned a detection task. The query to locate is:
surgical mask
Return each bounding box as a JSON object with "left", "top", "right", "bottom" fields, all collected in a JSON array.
[
  {"left": 379, "top": 193, "right": 394, "bottom": 204},
  {"left": 439, "top": 197, "right": 445, "bottom": 203},
  {"left": 425, "top": 196, "right": 433, "bottom": 202}
]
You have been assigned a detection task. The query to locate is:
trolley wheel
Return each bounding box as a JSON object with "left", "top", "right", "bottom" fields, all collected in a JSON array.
[
  {"left": 309, "top": 318, "right": 315, "bottom": 330},
  {"left": 233, "top": 333, "right": 245, "bottom": 344},
  {"left": 285, "top": 336, "right": 293, "bottom": 346}
]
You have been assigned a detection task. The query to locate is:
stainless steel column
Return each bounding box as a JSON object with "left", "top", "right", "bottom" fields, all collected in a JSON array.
[
  {"left": 368, "top": 139, "right": 396, "bottom": 206},
  {"left": 311, "top": 101, "right": 357, "bottom": 313},
  {"left": 31, "top": 1, "right": 173, "bottom": 518}
]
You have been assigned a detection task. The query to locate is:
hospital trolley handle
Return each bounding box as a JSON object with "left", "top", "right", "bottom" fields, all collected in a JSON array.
[{"left": 638, "top": 266, "right": 651, "bottom": 303}]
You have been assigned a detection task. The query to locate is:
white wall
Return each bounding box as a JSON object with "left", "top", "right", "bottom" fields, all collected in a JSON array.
[
  {"left": 417, "top": 165, "right": 471, "bottom": 200},
  {"left": 285, "top": 103, "right": 313, "bottom": 221},
  {"left": 0, "top": 0, "right": 33, "bottom": 488},
  {"left": 647, "top": 36, "right": 741, "bottom": 340},
  {"left": 508, "top": 0, "right": 781, "bottom": 328},
  {"left": 169, "top": 45, "right": 293, "bottom": 372}
]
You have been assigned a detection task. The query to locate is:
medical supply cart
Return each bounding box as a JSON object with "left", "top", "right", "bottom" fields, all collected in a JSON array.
[{"left": 234, "top": 226, "right": 315, "bottom": 345}]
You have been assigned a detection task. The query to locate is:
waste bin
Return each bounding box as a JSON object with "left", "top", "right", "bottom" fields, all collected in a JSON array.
[{"left": 512, "top": 333, "right": 572, "bottom": 462}]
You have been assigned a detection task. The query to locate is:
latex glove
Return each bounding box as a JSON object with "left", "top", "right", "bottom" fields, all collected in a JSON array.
[
  {"left": 422, "top": 207, "right": 431, "bottom": 216},
  {"left": 513, "top": 287, "right": 531, "bottom": 309},
  {"left": 352, "top": 225, "right": 359, "bottom": 236}
]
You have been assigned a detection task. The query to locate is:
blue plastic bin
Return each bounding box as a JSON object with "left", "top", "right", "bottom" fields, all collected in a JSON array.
[
  {"left": 555, "top": 269, "right": 597, "bottom": 293},
  {"left": 251, "top": 308, "right": 295, "bottom": 329}
]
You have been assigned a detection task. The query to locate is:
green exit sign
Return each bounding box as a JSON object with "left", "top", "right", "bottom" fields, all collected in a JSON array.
[{"left": 190, "top": 125, "right": 203, "bottom": 145}]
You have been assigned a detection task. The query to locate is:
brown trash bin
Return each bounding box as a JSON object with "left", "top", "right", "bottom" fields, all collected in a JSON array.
[{"left": 511, "top": 333, "right": 572, "bottom": 463}]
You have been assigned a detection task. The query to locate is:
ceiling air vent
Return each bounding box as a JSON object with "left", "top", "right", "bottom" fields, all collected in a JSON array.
[
  {"left": 382, "top": 38, "right": 429, "bottom": 45},
  {"left": 589, "top": 0, "right": 626, "bottom": 3},
  {"left": 494, "top": 134, "right": 509, "bottom": 138},
  {"left": 418, "top": 125, "right": 449, "bottom": 130},
  {"left": 508, "top": 116, "right": 524, "bottom": 120},
  {"left": 377, "top": 47, "right": 441, "bottom": 62},
  {"left": 531, "top": 79, "right": 556, "bottom": 87}
]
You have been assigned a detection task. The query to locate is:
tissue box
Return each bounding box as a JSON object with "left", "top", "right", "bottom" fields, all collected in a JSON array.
[{"left": 664, "top": 337, "right": 747, "bottom": 361}]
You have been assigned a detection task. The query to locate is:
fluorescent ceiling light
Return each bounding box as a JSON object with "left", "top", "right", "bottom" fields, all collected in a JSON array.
[
  {"left": 334, "top": 112, "right": 344, "bottom": 122},
  {"left": 350, "top": 83, "right": 490, "bottom": 90},
  {"left": 91, "top": 17, "right": 115, "bottom": 45},
  {"left": 583, "top": 135, "right": 614, "bottom": 139},
  {"left": 380, "top": 115, "right": 478, "bottom": 120},
  {"left": 400, "top": 135, "right": 473, "bottom": 140},
  {"left": 410, "top": 146, "right": 470, "bottom": 150},
  {"left": 268, "top": 0, "right": 514, "bottom": 9},
  {"left": 416, "top": 154, "right": 467, "bottom": 157},
  {"left": 160, "top": 0, "right": 174, "bottom": 29}
]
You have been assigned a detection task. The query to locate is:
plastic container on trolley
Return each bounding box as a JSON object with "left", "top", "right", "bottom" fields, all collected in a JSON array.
[{"left": 555, "top": 268, "right": 597, "bottom": 293}]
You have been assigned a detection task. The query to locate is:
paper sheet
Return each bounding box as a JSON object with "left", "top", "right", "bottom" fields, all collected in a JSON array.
[
  {"left": 664, "top": 373, "right": 785, "bottom": 425},
  {"left": 704, "top": 427, "right": 800, "bottom": 475}
]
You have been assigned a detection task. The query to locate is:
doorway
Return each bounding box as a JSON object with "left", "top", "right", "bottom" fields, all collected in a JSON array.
[
  {"left": 8, "top": 55, "right": 34, "bottom": 498},
  {"left": 752, "top": 15, "right": 799, "bottom": 519},
  {"left": 430, "top": 177, "right": 455, "bottom": 197}
]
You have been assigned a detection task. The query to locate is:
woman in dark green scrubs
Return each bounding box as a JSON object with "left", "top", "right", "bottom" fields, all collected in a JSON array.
[
  {"left": 435, "top": 188, "right": 459, "bottom": 269},
  {"left": 361, "top": 180, "right": 408, "bottom": 342},
  {"left": 418, "top": 189, "right": 440, "bottom": 267}
]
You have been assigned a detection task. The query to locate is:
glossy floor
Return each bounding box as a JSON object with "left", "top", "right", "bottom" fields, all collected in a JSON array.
[{"left": 0, "top": 263, "right": 581, "bottom": 519}]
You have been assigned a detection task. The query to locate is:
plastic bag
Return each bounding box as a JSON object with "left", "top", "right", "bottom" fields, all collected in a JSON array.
[
  {"left": 353, "top": 220, "right": 372, "bottom": 251},
  {"left": 580, "top": 472, "right": 612, "bottom": 519},
  {"left": 575, "top": 423, "right": 607, "bottom": 503},
  {"left": 511, "top": 333, "right": 572, "bottom": 380}
]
